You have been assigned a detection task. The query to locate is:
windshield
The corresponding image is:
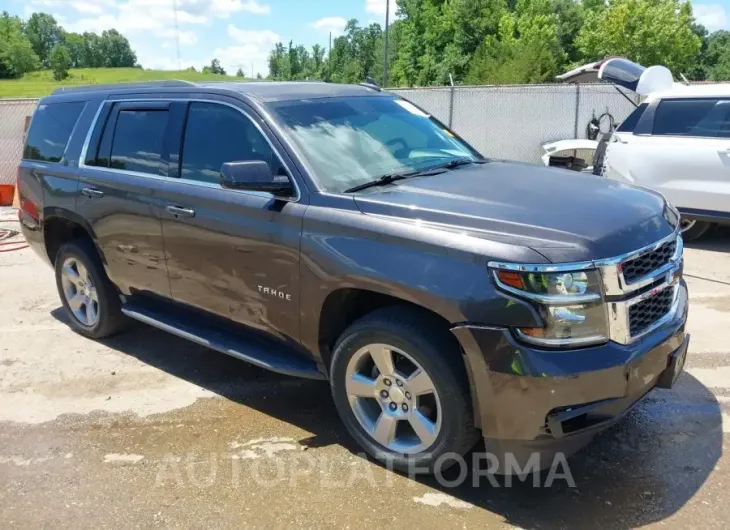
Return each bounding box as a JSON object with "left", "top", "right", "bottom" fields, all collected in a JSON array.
[{"left": 268, "top": 96, "right": 481, "bottom": 193}]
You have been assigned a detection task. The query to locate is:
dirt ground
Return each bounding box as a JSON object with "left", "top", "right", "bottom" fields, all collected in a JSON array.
[{"left": 1, "top": 206, "right": 729, "bottom": 529}]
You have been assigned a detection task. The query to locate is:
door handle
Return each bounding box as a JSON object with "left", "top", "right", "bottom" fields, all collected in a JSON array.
[
  {"left": 81, "top": 187, "right": 104, "bottom": 198},
  {"left": 166, "top": 205, "right": 196, "bottom": 218}
]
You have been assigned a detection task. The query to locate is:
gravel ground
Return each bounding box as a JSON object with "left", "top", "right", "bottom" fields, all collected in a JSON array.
[{"left": 1, "top": 206, "right": 729, "bottom": 529}]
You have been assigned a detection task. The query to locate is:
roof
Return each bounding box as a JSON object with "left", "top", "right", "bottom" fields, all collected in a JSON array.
[
  {"left": 646, "top": 83, "right": 730, "bottom": 100},
  {"left": 195, "top": 81, "right": 385, "bottom": 102},
  {"left": 50, "top": 80, "right": 387, "bottom": 103}
]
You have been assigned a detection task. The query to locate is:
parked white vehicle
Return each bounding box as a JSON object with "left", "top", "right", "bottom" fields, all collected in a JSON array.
[{"left": 559, "top": 58, "right": 730, "bottom": 241}]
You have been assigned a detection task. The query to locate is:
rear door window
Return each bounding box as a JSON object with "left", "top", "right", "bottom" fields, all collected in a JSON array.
[
  {"left": 652, "top": 98, "right": 726, "bottom": 137},
  {"left": 108, "top": 109, "right": 169, "bottom": 175},
  {"left": 23, "top": 102, "right": 85, "bottom": 162}
]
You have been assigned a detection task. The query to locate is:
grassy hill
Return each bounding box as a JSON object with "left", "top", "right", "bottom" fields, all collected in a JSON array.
[{"left": 0, "top": 68, "right": 246, "bottom": 98}]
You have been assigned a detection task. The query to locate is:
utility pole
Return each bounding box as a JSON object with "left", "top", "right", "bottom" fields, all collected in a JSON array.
[{"left": 383, "top": 0, "right": 390, "bottom": 87}]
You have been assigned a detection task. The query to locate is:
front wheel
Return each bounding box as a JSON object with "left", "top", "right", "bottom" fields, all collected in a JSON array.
[{"left": 330, "top": 307, "right": 479, "bottom": 473}]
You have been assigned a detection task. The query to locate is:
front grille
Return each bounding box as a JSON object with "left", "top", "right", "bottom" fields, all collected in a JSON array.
[
  {"left": 622, "top": 239, "right": 677, "bottom": 284},
  {"left": 629, "top": 287, "right": 675, "bottom": 337}
]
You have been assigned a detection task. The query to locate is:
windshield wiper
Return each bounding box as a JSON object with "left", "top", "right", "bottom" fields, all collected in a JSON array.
[
  {"left": 344, "top": 171, "right": 419, "bottom": 193},
  {"left": 343, "top": 158, "right": 487, "bottom": 194},
  {"left": 428, "top": 157, "right": 488, "bottom": 171}
]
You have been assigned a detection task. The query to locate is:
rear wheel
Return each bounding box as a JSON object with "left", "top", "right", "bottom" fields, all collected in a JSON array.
[
  {"left": 330, "top": 307, "right": 479, "bottom": 473},
  {"left": 55, "top": 240, "right": 127, "bottom": 339},
  {"left": 680, "top": 219, "right": 713, "bottom": 242}
]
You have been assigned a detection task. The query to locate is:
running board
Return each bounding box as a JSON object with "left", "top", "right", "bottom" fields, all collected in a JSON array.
[{"left": 121, "top": 304, "right": 326, "bottom": 380}]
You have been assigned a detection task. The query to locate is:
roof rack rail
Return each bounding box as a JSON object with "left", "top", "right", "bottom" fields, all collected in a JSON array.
[
  {"left": 51, "top": 80, "right": 196, "bottom": 95},
  {"left": 359, "top": 76, "right": 382, "bottom": 92}
]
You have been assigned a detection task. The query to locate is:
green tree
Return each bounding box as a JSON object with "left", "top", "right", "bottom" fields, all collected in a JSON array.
[
  {"left": 268, "top": 42, "right": 290, "bottom": 80},
  {"left": 98, "top": 29, "right": 136, "bottom": 67},
  {"left": 207, "top": 58, "right": 225, "bottom": 75},
  {"left": 81, "top": 32, "right": 103, "bottom": 67},
  {"left": 63, "top": 32, "right": 85, "bottom": 68},
  {"left": 551, "top": 0, "right": 589, "bottom": 65},
  {"left": 25, "top": 12, "right": 64, "bottom": 66},
  {"left": 49, "top": 43, "right": 71, "bottom": 80},
  {"left": 0, "top": 11, "right": 40, "bottom": 78},
  {"left": 467, "top": 0, "right": 565, "bottom": 84},
  {"left": 575, "top": 0, "right": 701, "bottom": 75},
  {"left": 708, "top": 31, "right": 730, "bottom": 81},
  {"left": 236, "top": 67, "right": 245, "bottom": 77},
  {"left": 328, "top": 20, "right": 383, "bottom": 84}
]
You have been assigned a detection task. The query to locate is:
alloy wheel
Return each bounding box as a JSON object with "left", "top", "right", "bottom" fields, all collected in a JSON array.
[
  {"left": 344, "top": 343, "right": 442, "bottom": 454},
  {"left": 60, "top": 257, "right": 99, "bottom": 326}
]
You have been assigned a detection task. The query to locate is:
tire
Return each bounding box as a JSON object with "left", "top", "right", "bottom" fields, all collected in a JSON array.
[
  {"left": 330, "top": 306, "right": 479, "bottom": 474},
  {"left": 681, "top": 219, "right": 713, "bottom": 242},
  {"left": 54, "top": 239, "right": 127, "bottom": 339}
]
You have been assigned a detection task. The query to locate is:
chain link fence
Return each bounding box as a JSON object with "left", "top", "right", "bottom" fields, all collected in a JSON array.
[
  {"left": 0, "top": 85, "right": 639, "bottom": 195},
  {"left": 0, "top": 99, "right": 36, "bottom": 201},
  {"left": 391, "top": 83, "right": 640, "bottom": 164}
]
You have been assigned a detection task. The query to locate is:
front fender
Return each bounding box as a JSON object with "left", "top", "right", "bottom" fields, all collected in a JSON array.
[{"left": 299, "top": 199, "right": 543, "bottom": 360}]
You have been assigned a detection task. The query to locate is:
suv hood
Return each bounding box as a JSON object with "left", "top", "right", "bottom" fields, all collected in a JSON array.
[
  {"left": 557, "top": 57, "right": 679, "bottom": 96},
  {"left": 353, "top": 162, "right": 674, "bottom": 263}
]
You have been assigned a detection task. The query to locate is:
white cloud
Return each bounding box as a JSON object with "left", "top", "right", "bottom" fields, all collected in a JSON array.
[
  {"left": 227, "top": 25, "right": 280, "bottom": 46},
  {"left": 173, "top": 0, "right": 270, "bottom": 18},
  {"left": 365, "top": 0, "right": 397, "bottom": 22},
  {"left": 39, "top": 0, "right": 270, "bottom": 33},
  {"left": 221, "top": 24, "right": 281, "bottom": 76},
  {"left": 30, "top": 0, "right": 116, "bottom": 15},
  {"left": 161, "top": 28, "right": 198, "bottom": 46},
  {"left": 211, "top": 0, "right": 270, "bottom": 16},
  {"left": 311, "top": 16, "right": 347, "bottom": 36},
  {"left": 693, "top": 3, "right": 729, "bottom": 31}
]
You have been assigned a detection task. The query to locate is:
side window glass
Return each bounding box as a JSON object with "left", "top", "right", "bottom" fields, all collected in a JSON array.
[
  {"left": 652, "top": 99, "right": 721, "bottom": 137},
  {"left": 23, "top": 102, "right": 85, "bottom": 162},
  {"left": 616, "top": 103, "right": 648, "bottom": 133},
  {"left": 180, "top": 102, "right": 283, "bottom": 184},
  {"left": 109, "top": 110, "right": 169, "bottom": 174},
  {"left": 704, "top": 100, "right": 730, "bottom": 138}
]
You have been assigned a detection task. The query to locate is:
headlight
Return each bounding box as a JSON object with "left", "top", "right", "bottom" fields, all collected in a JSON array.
[
  {"left": 516, "top": 302, "right": 609, "bottom": 347},
  {"left": 492, "top": 269, "right": 603, "bottom": 303},
  {"left": 490, "top": 268, "right": 608, "bottom": 347}
]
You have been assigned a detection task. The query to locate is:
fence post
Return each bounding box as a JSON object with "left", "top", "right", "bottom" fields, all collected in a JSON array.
[
  {"left": 573, "top": 84, "right": 580, "bottom": 139},
  {"left": 448, "top": 74, "right": 455, "bottom": 129}
]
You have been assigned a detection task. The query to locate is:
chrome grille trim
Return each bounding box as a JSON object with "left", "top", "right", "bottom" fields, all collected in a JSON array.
[
  {"left": 599, "top": 235, "right": 683, "bottom": 297},
  {"left": 608, "top": 283, "right": 681, "bottom": 344}
]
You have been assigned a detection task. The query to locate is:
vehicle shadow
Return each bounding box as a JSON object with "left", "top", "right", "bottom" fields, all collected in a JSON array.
[
  {"left": 685, "top": 225, "right": 730, "bottom": 253},
  {"left": 51, "top": 309, "right": 724, "bottom": 529}
]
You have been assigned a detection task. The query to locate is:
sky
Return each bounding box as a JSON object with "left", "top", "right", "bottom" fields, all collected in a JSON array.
[{"left": 0, "top": 0, "right": 727, "bottom": 77}]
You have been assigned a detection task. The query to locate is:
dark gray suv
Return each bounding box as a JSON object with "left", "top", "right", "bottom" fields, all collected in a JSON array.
[{"left": 17, "top": 80, "right": 689, "bottom": 473}]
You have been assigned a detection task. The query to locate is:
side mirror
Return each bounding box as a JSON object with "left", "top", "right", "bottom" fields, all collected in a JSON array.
[{"left": 220, "top": 160, "right": 294, "bottom": 197}]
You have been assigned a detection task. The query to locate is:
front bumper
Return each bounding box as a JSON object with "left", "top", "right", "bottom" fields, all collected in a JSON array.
[{"left": 452, "top": 280, "right": 688, "bottom": 462}]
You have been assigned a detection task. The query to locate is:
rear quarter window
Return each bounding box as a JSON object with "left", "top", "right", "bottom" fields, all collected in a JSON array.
[
  {"left": 616, "top": 103, "right": 648, "bottom": 133},
  {"left": 23, "top": 102, "right": 85, "bottom": 162}
]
